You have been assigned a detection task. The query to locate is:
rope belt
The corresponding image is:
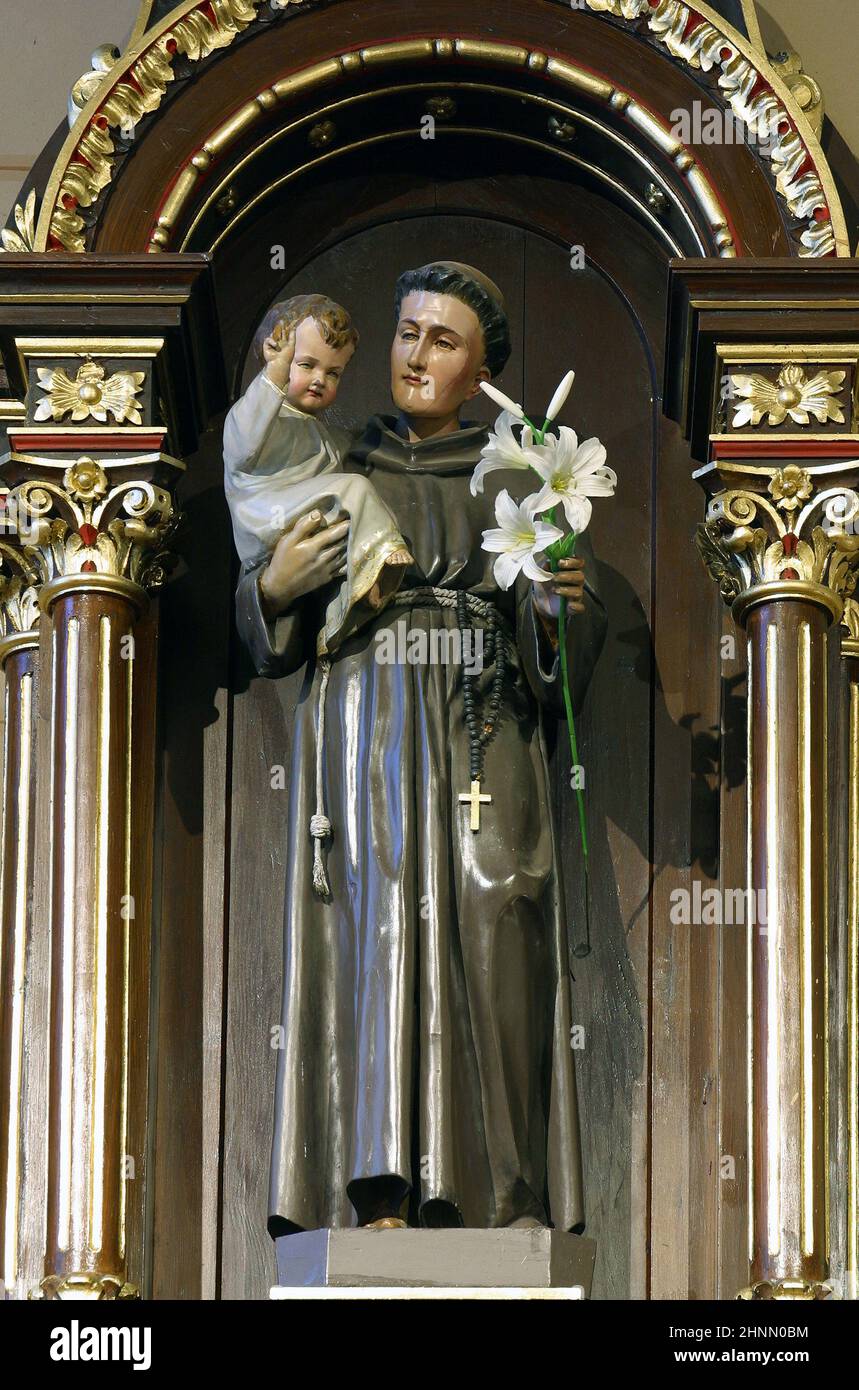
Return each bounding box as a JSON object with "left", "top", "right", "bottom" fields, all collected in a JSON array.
[
  {"left": 309, "top": 586, "right": 513, "bottom": 899},
  {"left": 310, "top": 656, "right": 333, "bottom": 898},
  {"left": 393, "top": 585, "right": 514, "bottom": 640}
]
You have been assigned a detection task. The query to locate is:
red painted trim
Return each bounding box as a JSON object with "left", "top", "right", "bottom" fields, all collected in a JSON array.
[
  {"left": 712, "top": 438, "right": 859, "bottom": 460},
  {"left": 10, "top": 433, "right": 165, "bottom": 452}
]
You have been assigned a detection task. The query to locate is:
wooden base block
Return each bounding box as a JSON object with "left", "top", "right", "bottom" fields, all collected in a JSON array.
[{"left": 273, "top": 1228, "right": 596, "bottom": 1294}]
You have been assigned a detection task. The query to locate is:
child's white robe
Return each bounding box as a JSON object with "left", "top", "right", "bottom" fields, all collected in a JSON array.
[{"left": 223, "top": 369, "right": 409, "bottom": 652}]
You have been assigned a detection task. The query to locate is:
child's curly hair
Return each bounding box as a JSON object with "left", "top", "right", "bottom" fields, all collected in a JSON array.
[{"left": 253, "top": 293, "right": 359, "bottom": 362}]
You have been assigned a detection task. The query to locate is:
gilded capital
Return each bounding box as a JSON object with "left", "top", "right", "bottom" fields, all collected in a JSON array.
[
  {"left": 0, "top": 454, "right": 183, "bottom": 605},
  {"left": 694, "top": 459, "right": 859, "bottom": 625}
]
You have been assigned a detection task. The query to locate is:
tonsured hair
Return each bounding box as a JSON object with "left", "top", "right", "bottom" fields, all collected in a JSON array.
[
  {"left": 254, "top": 293, "right": 359, "bottom": 362},
  {"left": 393, "top": 264, "right": 511, "bottom": 378}
]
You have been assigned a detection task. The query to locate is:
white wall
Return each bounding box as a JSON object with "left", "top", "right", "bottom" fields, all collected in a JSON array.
[
  {"left": 758, "top": 1, "right": 859, "bottom": 161},
  {"left": 0, "top": 2, "right": 856, "bottom": 231}
]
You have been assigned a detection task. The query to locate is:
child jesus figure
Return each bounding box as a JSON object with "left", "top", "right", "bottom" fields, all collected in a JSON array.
[{"left": 223, "top": 293, "right": 412, "bottom": 653}]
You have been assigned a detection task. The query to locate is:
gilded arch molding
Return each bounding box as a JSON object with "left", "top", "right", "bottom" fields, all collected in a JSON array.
[
  {"left": 149, "top": 47, "right": 737, "bottom": 260},
  {"left": 0, "top": 0, "right": 848, "bottom": 258}
]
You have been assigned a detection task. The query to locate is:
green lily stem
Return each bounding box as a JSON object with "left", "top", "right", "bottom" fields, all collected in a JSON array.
[
  {"left": 551, "top": 537, "right": 589, "bottom": 881},
  {"left": 520, "top": 412, "right": 546, "bottom": 446},
  {"left": 558, "top": 593, "right": 589, "bottom": 874},
  {"left": 518, "top": 423, "right": 588, "bottom": 877}
]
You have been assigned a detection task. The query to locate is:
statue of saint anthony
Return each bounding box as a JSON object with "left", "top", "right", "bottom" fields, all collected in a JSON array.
[{"left": 233, "top": 261, "right": 607, "bottom": 1234}]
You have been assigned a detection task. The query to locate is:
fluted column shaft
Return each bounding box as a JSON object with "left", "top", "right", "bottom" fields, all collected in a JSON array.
[
  {"left": 41, "top": 578, "right": 143, "bottom": 1300},
  {"left": 0, "top": 636, "right": 38, "bottom": 1295},
  {"left": 842, "top": 638, "right": 859, "bottom": 1299},
  {"left": 740, "top": 591, "right": 834, "bottom": 1293}
]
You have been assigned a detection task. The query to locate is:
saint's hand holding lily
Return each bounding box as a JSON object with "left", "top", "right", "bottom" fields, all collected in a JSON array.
[{"left": 474, "top": 371, "right": 617, "bottom": 875}]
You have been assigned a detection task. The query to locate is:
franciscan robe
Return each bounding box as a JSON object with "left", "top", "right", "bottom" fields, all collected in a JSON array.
[{"left": 234, "top": 410, "right": 607, "bottom": 1234}]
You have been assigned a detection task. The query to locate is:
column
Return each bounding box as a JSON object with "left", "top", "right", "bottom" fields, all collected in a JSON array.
[
  {"left": 0, "top": 574, "right": 39, "bottom": 1298},
  {"left": 40, "top": 572, "right": 146, "bottom": 1299},
  {"left": 0, "top": 253, "right": 222, "bottom": 1299},
  {"left": 841, "top": 599, "right": 859, "bottom": 1300},
  {"left": 665, "top": 261, "right": 859, "bottom": 1299},
  {"left": 697, "top": 453, "right": 859, "bottom": 1298},
  {"left": 2, "top": 460, "right": 180, "bottom": 1301}
]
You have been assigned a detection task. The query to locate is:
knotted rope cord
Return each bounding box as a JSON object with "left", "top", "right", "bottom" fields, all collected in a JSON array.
[
  {"left": 308, "top": 587, "right": 513, "bottom": 899},
  {"left": 393, "top": 585, "right": 513, "bottom": 642},
  {"left": 310, "top": 655, "right": 333, "bottom": 897}
]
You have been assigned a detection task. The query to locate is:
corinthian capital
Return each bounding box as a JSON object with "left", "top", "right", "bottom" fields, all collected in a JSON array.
[
  {"left": 694, "top": 459, "right": 859, "bottom": 623},
  {"left": 0, "top": 453, "right": 183, "bottom": 616}
]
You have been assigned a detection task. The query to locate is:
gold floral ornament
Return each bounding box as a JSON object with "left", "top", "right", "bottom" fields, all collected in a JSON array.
[
  {"left": 769, "top": 464, "right": 813, "bottom": 515},
  {"left": 730, "top": 364, "right": 846, "bottom": 428},
  {"left": 0, "top": 574, "right": 40, "bottom": 636},
  {"left": 63, "top": 458, "right": 109, "bottom": 502},
  {"left": 586, "top": 0, "right": 648, "bottom": 15},
  {"left": 34, "top": 360, "right": 145, "bottom": 425}
]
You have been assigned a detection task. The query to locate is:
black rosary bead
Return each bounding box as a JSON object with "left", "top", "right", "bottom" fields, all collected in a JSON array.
[{"left": 454, "top": 591, "right": 509, "bottom": 786}]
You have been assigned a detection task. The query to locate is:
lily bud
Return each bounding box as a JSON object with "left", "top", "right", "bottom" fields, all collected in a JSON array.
[
  {"left": 545, "top": 370, "right": 575, "bottom": 424},
  {"left": 480, "top": 381, "right": 524, "bottom": 419}
]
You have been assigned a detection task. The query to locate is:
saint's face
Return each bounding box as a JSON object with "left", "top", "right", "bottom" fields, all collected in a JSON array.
[{"left": 390, "top": 290, "right": 490, "bottom": 422}]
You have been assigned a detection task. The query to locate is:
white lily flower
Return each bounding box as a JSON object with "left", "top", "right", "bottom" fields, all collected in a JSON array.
[
  {"left": 479, "top": 380, "right": 524, "bottom": 419},
  {"left": 529, "top": 427, "right": 616, "bottom": 534},
  {"left": 470, "top": 410, "right": 540, "bottom": 496},
  {"left": 545, "top": 370, "right": 575, "bottom": 424},
  {"left": 481, "top": 490, "right": 563, "bottom": 590}
]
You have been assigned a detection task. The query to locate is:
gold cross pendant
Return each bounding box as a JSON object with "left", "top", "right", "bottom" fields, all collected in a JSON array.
[{"left": 458, "top": 779, "right": 492, "bottom": 831}]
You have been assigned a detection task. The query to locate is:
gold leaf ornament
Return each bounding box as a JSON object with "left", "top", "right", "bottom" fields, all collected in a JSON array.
[
  {"left": 0, "top": 188, "right": 37, "bottom": 252},
  {"left": 730, "top": 364, "right": 846, "bottom": 428},
  {"left": 48, "top": 0, "right": 267, "bottom": 252},
  {"left": 583, "top": 0, "right": 649, "bottom": 15},
  {"left": 34, "top": 360, "right": 145, "bottom": 425}
]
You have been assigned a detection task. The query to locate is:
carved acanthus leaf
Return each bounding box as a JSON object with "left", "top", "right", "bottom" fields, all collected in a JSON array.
[
  {"left": 68, "top": 45, "right": 121, "bottom": 129},
  {"left": 0, "top": 189, "right": 37, "bottom": 253},
  {"left": 582, "top": 0, "right": 838, "bottom": 257}
]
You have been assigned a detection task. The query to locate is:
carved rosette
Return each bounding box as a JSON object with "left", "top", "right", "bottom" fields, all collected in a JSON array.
[
  {"left": 696, "top": 463, "right": 859, "bottom": 622},
  {"left": 0, "top": 457, "right": 180, "bottom": 600},
  {"left": 34, "top": 361, "right": 145, "bottom": 426},
  {"left": 729, "top": 365, "right": 846, "bottom": 429}
]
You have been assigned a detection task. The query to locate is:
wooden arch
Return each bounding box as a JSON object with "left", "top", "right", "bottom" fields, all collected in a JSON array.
[{"left": 29, "top": 0, "right": 847, "bottom": 261}]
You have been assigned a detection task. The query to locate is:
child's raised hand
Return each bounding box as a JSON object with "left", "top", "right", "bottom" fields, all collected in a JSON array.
[{"left": 263, "top": 323, "right": 295, "bottom": 390}]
